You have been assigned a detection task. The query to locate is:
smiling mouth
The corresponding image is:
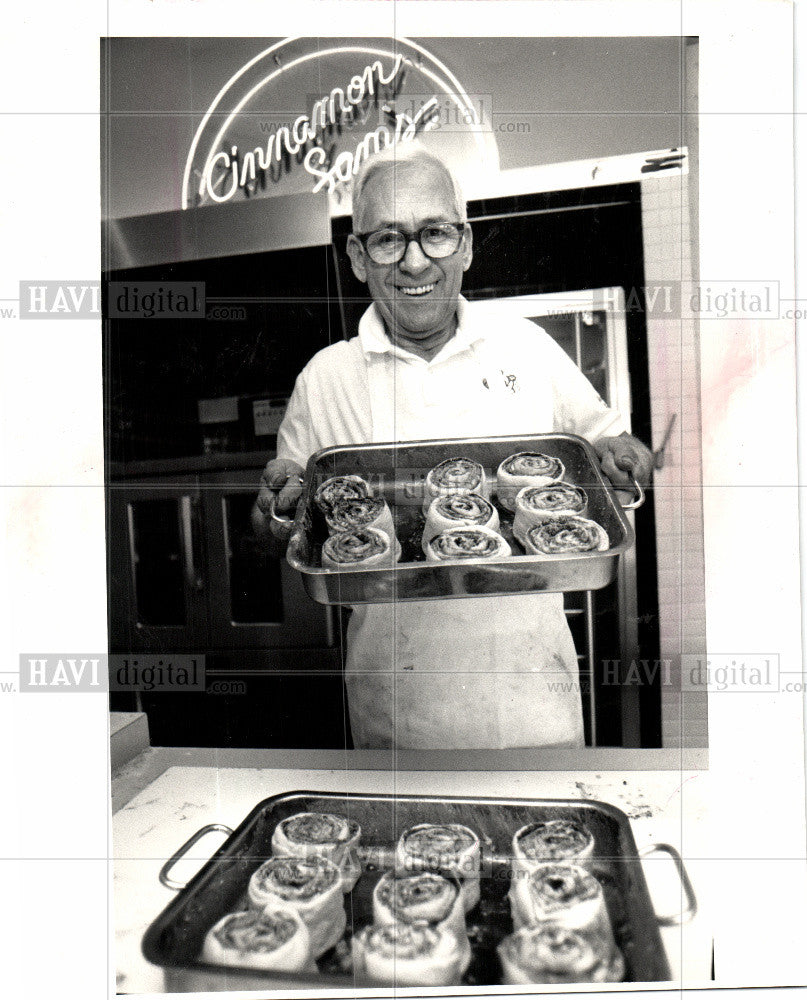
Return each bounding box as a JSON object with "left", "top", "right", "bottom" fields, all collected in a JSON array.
[{"left": 397, "top": 283, "right": 437, "bottom": 297}]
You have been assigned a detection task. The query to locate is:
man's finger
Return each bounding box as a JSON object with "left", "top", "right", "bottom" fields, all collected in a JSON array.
[
  {"left": 600, "top": 451, "right": 632, "bottom": 486},
  {"left": 263, "top": 465, "right": 290, "bottom": 489},
  {"left": 613, "top": 447, "right": 638, "bottom": 473},
  {"left": 255, "top": 487, "right": 275, "bottom": 516},
  {"left": 618, "top": 442, "right": 654, "bottom": 484},
  {"left": 276, "top": 478, "right": 304, "bottom": 513}
]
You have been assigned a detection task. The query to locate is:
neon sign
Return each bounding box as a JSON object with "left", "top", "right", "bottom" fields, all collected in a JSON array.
[
  {"left": 304, "top": 99, "right": 439, "bottom": 194},
  {"left": 184, "top": 38, "right": 500, "bottom": 211},
  {"left": 202, "top": 55, "right": 440, "bottom": 202}
]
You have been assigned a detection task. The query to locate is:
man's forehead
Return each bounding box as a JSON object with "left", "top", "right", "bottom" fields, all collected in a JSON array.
[{"left": 357, "top": 160, "right": 457, "bottom": 228}]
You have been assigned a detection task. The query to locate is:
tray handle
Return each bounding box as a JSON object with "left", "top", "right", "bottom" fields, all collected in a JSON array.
[
  {"left": 158, "top": 823, "right": 234, "bottom": 891},
  {"left": 617, "top": 472, "right": 645, "bottom": 511},
  {"left": 266, "top": 492, "right": 296, "bottom": 527},
  {"left": 639, "top": 842, "right": 697, "bottom": 925}
]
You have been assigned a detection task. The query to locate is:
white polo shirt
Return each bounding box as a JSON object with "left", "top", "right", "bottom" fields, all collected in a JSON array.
[
  {"left": 277, "top": 296, "right": 627, "bottom": 749},
  {"left": 278, "top": 296, "right": 626, "bottom": 454}
]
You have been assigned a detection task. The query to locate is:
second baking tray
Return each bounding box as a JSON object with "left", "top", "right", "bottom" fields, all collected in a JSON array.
[
  {"left": 143, "top": 791, "right": 688, "bottom": 992},
  {"left": 287, "top": 433, "right": 636, "bottom": 604}
]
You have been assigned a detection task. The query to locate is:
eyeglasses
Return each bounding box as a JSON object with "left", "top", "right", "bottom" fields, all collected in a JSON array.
[{"left": 353, "top": 223, "right": 466, "bottom": 265}]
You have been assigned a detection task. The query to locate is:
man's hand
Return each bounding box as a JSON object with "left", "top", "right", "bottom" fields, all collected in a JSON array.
[
  {"left": 252, "top": 457, "right": 305, "bottom": 550},
  {"left": 593, "top": 433, "right": 654, "bottom": 488}
]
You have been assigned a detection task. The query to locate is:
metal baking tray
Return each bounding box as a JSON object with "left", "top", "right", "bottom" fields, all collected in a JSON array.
[
  {"left": 142, "top": 790, "right": 694, "bottom": 992},
  {"left": 286, "top": 434, "right": 637, "bottom": 604}
]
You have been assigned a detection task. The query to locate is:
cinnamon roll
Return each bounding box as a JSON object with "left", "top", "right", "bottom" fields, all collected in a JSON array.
[
  {"left": 201, "top": 908, "right": 315, "bottom": 973},
  {"left": 508, "top": 863, "right": 613, "bottom": 941},
  {"left": 325, "top": 494, "right": 396, "bottom": 550},
  {"left": 313, "top": 475, "right": 372, "bottom": 517},
  {"left": 496, "top": 452, "right": 565, "bottom": 511},
  {"left": 423, "top": 457, "right": 489, "bottom": 515},
  {"left": 321, "top": 526, "right": 402, "bottom": 569},
  {"left": 512, "top": 485, "right": 589, "bottom": 546},
  {"left": 247, "top": 856, "right": 346, "bottom": 957},
  {"left": 373, "top": 871, "right": 468, "bottom": 940},
  {"left": 512, "top": 819, "right": 595, "bottom": 879},
  {"left": 497, "top": 924, "right": 625, "bottom": 984},
  {"left": 425, "top": 525, "right": 511, "bottom": 563},
  {"left": 271, "top": 812, "right": 362, "bottom": 892},
  {"left": 422, "top": 492, "right": 500, "bottom": 550},
  {"left": 352, "top": 920, "right": 471, "bottom": 986},
  {"left": 523, "top": 516, "right": 609, "bottom": 556},
  {"left": 396, "top": 823, "right": 481, "bottom": 911}
]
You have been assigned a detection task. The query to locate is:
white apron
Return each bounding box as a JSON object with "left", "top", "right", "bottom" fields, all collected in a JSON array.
[{"left": 344, "top": 341, "right": 585, "bottom": 750}]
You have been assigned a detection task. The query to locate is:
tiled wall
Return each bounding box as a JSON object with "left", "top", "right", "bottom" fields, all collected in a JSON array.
[{"left": 641, "top": 171, "right": 708, "bottom": 748}]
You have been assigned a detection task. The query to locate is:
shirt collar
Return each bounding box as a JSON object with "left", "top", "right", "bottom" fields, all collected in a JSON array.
[{"left": 357, "top": 295, "right": 485, "bottom": 363}]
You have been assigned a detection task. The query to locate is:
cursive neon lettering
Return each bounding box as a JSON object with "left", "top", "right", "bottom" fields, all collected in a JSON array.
[
  {"left": 328, "top": 87, "right": 348, "bottom": 124},
  {"left": 273, "top": 125, "right": 298, "bottom": 161},
  {"left": 352, "top": 125, "right": 393, "bottom": 175},
  {"left": 309, "top": 95, "right": 332, "bottom": 136},
  {"left": 240, "top": 150, "right": 256, "bottom": 186},
  {"left": 404, "top": 97, "right": 440, "bottom": 139},
  {"left": 304, "top": 146, "right": 333, "bottom": 193},
  {"left": 292, "top": 114, "right": 310, "bottom": 148},
  {"left": 255, "top": 143, "right": 272, "bottom": 172},
  {"left": 347, "top": 75, "right": 365, "bottom": 104},
  {"left": 375, "top": 53, "right": 405, "bottom": 87},
  {"left": 205, "top": 150, "right": 239, "bottom": 203},
  {"left": 306, "top": 104, "right": 434, "bottom": 194},
  {"left": 201, "top": 54, "right": 429, "bottom": 201},
  {"left": 333, "top": 150, "right": 354, "bottom": 184},
  {"left": 394, "top": 111, "right": 411, "bottom": 144}
]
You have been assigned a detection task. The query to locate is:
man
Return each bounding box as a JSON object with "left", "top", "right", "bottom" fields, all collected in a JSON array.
[{"left": 253, "top": 142, "right": 653, "bottom": 749}]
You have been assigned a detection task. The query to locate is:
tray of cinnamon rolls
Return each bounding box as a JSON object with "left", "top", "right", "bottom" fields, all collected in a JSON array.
[
  {"left": 142, "top": 791, "right": 682, "bottom": 991},
  {"left": 286, "top": 433, "right": 636, "bottom": 603}
]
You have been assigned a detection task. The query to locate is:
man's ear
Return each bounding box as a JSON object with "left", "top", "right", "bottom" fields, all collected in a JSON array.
[
  {"left": 461, "top": 223, "right": 473, "bottom": 272},
  {"left": 346, "top": 235, "right": 368, "bottom": 284}
]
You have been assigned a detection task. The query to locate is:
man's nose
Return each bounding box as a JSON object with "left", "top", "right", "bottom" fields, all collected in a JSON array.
[{"left": 398, "top": 237, "right": 431, "bottom": 273}]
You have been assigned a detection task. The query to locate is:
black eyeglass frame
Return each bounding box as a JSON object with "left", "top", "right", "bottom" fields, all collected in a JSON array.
[{"left": 351, "top": 222, "right": 468, "bottom": 264}]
